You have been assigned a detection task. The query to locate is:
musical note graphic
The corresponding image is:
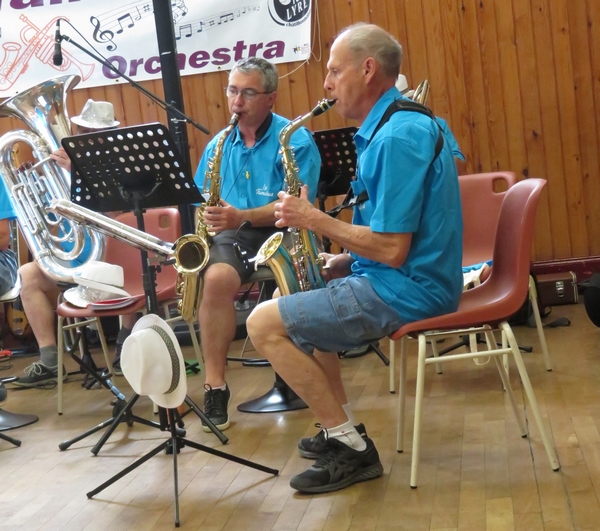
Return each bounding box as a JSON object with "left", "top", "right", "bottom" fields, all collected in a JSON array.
[
  {"left": 175, "top": 5, "right": 259, "bottom": 41},
  {"left": 90, "top": 0, "right": 188, "bottom": 50},
  {"left": 91, "top": 16, "right": 117, "bottom": 51},
  {"left": 115, "top": 13, "right": 135, "bottom": 34}
]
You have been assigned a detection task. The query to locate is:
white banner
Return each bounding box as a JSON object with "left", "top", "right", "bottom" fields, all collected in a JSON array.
[{"left": 0, "top": 0, "right": 313, "bottom": 98}]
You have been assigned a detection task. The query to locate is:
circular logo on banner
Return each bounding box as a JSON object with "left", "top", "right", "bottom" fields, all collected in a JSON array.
[{"left": 268, "top": 0, "right": 312, "bottom": 27}]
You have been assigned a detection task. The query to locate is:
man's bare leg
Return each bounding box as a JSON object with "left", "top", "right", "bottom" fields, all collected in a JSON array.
[{"left": 197, "top": 262, "right": 241, "bottom": 430}]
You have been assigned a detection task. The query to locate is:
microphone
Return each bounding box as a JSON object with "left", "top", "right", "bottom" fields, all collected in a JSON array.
[{"left": 53, "top": 19, "right": 63, "bottom": 66}]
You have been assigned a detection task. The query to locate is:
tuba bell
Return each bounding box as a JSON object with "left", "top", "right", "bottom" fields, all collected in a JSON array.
[{"left": 0, "top": 75, "right": 105, "bottom": 283}]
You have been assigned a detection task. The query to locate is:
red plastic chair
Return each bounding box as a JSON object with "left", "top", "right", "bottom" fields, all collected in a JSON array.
[
  {"left": 459, "top": 172, "right": 551, "bottom": 369},
  {"left": 389, "top": 178, "right": 559, "bottom": 487},
  {"left": 56, "top": 208, "right": 202, "bottom": 414},
  {"left": 460, "top": 171, "right": 517, "bottom": 266},
  {"left": 389, "top": 172, "right": 551, "bottom": 391}
]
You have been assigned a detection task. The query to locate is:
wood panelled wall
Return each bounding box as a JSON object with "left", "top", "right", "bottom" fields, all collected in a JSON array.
[{"left": 1, "top": 0, "right": 598, "bottom": 263}]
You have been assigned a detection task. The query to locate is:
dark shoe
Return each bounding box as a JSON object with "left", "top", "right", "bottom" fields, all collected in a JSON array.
[
  {"left": 298, "top": 423, "right": 367, "bottom": 459},
  {"left": 202, "top": 384, "right": 231, "bottom": 432},
  {"left": 112, "top": 344, "right": 123, "bottom": 376},
  {"left": 12, "top": 362, "right": 67, "bottom": 388},
  {"left": 0, "top": 382, "right": 6, "bottom": 405},
  {"left": 290, "top": 436, "right": 383, "bottom": 494},
  {"left": 111, "top": 360, "right": 122, "bottom": 377}
]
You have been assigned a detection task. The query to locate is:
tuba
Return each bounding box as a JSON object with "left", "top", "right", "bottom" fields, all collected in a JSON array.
[
  {"left": 49, "top": 197, "right": 210, "bottom": 322},
  {"left": 254, "top": 99, "right": 335, "bottom": 296},
  {"left": 0, "top": 75, "right": 105, "bottom": 283},
  {"left": 412, "top": 79, "right": 430, "bottom": 105},
  {"left": 175, "top": 113, "right": 239, "bottom": 321}
]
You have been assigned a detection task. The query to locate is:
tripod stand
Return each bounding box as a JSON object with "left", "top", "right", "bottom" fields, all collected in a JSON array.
[
  {"left": 57, "top": 123, "right": 231, "bottom": 452},
  {"left": 87, "top": 399, "right": 278, "bottom": 527}
]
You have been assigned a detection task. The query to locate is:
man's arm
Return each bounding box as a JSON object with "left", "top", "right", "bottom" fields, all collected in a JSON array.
[{"left": 275, "top": 187, "right": 412, "bottom": 268}]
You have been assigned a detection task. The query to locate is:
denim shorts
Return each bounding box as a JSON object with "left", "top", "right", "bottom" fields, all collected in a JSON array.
[
  {"left": 0, "top": 249, "right": 17, "bottom": 296},
  {"left": 278, "top": 275, "right": 404, "bottom": 354}
]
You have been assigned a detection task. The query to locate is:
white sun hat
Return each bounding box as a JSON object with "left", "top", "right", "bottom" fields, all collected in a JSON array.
[
  {"left": 396, "top": 74, "right": 409, "bottom": 94},
  {"left": 71, "top": 99, "right": 120, "bottom": 129},
  {"left": 120, "top": 314, "right": 187, "bottom": 409},
  {"left": 64, "top": 261, "right": 130, "bottom": 308}
]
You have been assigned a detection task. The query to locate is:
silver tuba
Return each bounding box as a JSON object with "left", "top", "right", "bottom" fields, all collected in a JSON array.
[{"left": 0, "top": 75, "right": 105, "bottom": 283}]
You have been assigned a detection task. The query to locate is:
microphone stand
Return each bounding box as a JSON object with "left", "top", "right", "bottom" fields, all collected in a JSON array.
[{"left": 56, "top": 32, "right": 209, "bottom": 136}]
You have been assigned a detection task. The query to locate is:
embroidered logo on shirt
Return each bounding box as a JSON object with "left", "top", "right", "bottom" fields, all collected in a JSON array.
[{"left": 255, "top": 185, "right": 274, "bottom": 197}]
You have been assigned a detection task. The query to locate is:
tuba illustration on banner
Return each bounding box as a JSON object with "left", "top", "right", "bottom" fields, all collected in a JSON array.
[
  {"left": 254, "top": 99, "right": 336, "bottom": 296},
  {"left": 0, "top": 74, "right": 105, "bottom": 283}
]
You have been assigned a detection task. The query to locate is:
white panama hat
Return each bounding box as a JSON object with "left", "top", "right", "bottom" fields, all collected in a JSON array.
[
  {"left": 63, "top": 261, "right": 130, "bottom": 308},
  {"left": 396, "top": 74, "right": 409, "bottom": 94},
  {"left": 71, "top": 99, "right": 120, "bottom": 129},
  {"left": 121, "top": 314, "right": 187, "bottom": 409}
]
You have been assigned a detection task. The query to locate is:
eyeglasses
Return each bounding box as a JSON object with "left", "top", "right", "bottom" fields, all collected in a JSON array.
[{"left": 225, "top": 86, "right": 272, "bottom": 100}]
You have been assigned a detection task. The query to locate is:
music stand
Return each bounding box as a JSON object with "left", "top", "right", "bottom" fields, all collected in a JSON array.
[
  {"left": 57, "top": 123, "right": 222, "bottom": 453},
  {"left": 313, "top": 126, "right": 358, "bottom": 252}
]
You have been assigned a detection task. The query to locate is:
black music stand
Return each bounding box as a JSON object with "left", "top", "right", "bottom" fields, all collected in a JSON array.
[
  {"left": 62, "top": 124, "right": 277, "bottom": 525},
  {"left": 314, "top": 126, "right": 358, "bottom": 252},
  {"left": 57, "top": 123, "right": 225, "bottom": 453}
]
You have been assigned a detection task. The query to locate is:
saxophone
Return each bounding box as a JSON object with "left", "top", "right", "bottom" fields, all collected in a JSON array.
[
  {"left": 254, "top": 99, "right": 335, "bottom": 296},
  {"left": 175, "top": 113, "right": 239, "bottom": 321}
]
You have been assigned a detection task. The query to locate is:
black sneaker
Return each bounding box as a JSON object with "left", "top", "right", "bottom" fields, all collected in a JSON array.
[
  {"left": 12, "top": 362, "right": 67, "bottom": 388},
  {"left": 290, "top": 436, "right": 384, "bottom": 494},
  {"left": 298, "top": 423, "right": 367, "bottom": 459},
  {"left": 0, "top": 381, "right": 6, "bottom": 405},
  {"left": 202, "top": 384, "right": 231, "bottom": 432},
  {"left": 112, "top": 343, "right": 123, "bottom": 376}
]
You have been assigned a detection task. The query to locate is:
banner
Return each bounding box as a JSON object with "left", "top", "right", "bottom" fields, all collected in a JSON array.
[{"left": 0, "top": 0, "right": 313, "bottom": 98}]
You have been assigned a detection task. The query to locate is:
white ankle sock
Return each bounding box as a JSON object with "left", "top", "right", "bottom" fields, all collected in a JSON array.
[
  {"left": 326, "top": 420, "right": 367, "bottom": 451},
  {"left": 342, "top": 403, "right": 356, "bottom": 425},
  {"left": 209, "top": 383, "right": 227, "bottom": 391}
]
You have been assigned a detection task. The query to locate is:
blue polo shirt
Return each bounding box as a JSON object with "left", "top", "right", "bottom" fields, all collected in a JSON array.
[
  {"left": 0, "top": 180, "right": 16, "bottom": 221},
  {"left": 194, "top": 112, "right": 321, "bottom": 207},
  {"left": 349, "top": 87, "right": 463, "bottom": 323}
]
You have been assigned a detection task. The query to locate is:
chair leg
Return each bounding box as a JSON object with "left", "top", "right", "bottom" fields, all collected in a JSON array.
[
  {"left": 529, "top": 276, "right": 552, "bottom": 371},
  {"left": 57, "top": 315, "right": 65, "bottom": 415},
  {"left": 396, "top": 336, "right": 408, "bottom": 452},
  {"left": 502, "top": 322, "right": 560, "bottom": 471},
  {"left": 94, "top": 317, "right": 112, "bottom": 372},
  {"left": 485, "top": 331, "right": 527, "bottom": 436},
  {"left": 410, "top": 334, "right": 428, "bottom": 488},
  {"left": 389, "top": 338, "right": 396, "bottom": 394},
  {"left": 429, "top": 336, "right": 443, "bottom": 374}
]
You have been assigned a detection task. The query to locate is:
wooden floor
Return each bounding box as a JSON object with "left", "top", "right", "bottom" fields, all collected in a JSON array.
[{"left": 0, "top": 301, "right": 599, "bottom": 530}]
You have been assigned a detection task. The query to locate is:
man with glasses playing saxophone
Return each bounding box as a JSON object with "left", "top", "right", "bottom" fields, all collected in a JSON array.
[
  {"left": 246, "top": 24, "right": 464, "bottom": 493},
  {"left": 194, "top": 57, "right": 321, "bottom": 432}
]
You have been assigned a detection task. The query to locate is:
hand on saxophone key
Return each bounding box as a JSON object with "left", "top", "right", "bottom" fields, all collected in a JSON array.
[
  {"left": 202, "top": 199, "right": 243, "bottom": 233},
  {"left": 274, "top": 185, "right": 315, "bottom": 229}
]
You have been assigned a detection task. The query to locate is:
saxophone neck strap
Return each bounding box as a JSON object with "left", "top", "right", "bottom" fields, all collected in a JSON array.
[{"left": 327, "top": 99, "right": 444, "bottom": 217}]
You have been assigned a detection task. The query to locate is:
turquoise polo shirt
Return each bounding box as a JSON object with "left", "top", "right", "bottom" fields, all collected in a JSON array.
[
  {"left": 194, "top": 112, "right": 321, "bottom": 208},
  {"left": 349, "top": 87, "right": 463, "bottom": 323},
  {"left": 0, "top": 180, "right": 16, "bottom": 221}
]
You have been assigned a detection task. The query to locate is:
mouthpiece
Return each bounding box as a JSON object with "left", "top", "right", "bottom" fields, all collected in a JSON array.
[{"left": 311, "top": 98, "right": 337, "bottom": 117}]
